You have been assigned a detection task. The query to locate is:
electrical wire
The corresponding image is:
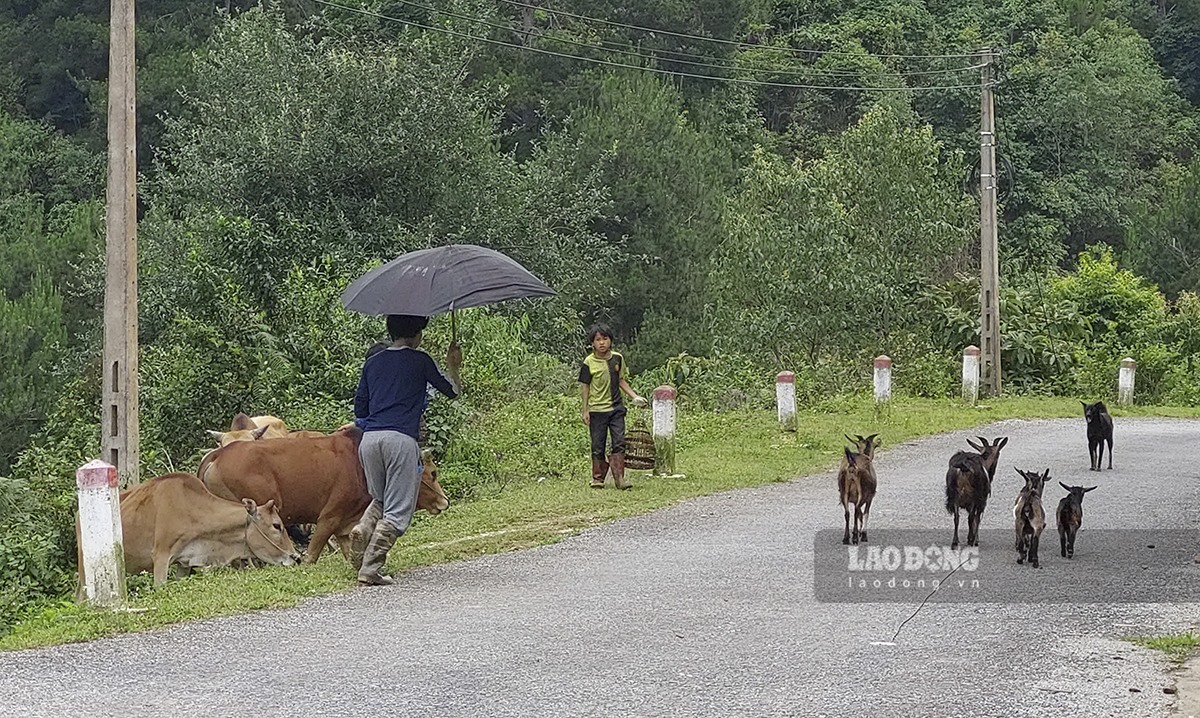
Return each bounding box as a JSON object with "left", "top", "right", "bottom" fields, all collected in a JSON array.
[
  {"left": 498, "top": 0, "right": 983, "bottom": 60},
  {"left": 312, "top": 0, "right": 987, "bottom": 92},
  {"left": 384, "top": 0, "right": 986, "bottom": 78}
]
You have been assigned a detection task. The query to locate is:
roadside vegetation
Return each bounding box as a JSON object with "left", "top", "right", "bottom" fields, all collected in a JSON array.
[{"left": 1, "top": 1, "right": 1199, "bottom": 644}]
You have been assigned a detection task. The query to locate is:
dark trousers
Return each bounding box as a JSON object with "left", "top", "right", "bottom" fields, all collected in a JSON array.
[{"left": 588, "top": 406, "right": 626, "bottom": 460}]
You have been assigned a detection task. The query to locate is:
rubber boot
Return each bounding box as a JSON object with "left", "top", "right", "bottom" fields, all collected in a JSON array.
[
  {"left": 591, "top": 458, "right": 609, "bottom": 489},
  {"left": 357, "top": 518, "right": 400, "bottom": 586},
  {"left": 347, "top": 499, "right": 382, "bottom": 571},
  {"left": 610, "top": 452, "right": 631, "bottom": 490}
]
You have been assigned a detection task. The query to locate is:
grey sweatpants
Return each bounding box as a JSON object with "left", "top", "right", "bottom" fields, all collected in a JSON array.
[{"left": 358, "top": 430, "right": 422, "bottom": 535}]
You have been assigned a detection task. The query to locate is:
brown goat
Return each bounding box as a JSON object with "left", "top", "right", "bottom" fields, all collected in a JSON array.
[
  {"left": 1056, "top": 482, "right": 1097, "bottom": 559},
  {"left": 1013, "top": 468, "right": 1048, "bottom": 568},
  {"left": 838, "top": 444, "right": 877, "bottom": 545},
  {"left": 944, "top": 436, "right": 1008, "bottom": 549},
  {"left": 844, "top": 433, "right": 881, "bottom": 459}
]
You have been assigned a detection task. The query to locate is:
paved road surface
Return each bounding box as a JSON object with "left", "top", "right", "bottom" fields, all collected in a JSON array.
[{"left": 4, "top": 418, "right": 1199, "bottom": 718}]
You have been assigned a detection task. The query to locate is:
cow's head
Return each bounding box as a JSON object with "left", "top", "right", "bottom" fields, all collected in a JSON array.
[
  {"left": 207, "top": 424, "right": 271, "bottom": 447},
  {"left": 208, "top": 413, "right": 292, "bottom": 446},
  {"left": 417, "top": 449, "right": 450, "bottom": 515},
  {"left": 241, "top": 498, "right": 300, "bottom": 566}
]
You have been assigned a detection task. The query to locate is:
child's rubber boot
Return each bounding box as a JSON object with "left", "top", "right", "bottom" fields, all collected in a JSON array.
[
  {"left": 610, "top": 452, "right": 631, "bottom": 490},
  {"left": 591, "top": 459, "right": 609, "bottom": 488}
]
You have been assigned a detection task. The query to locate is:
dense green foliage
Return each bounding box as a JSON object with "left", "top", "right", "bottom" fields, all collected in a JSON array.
[{"left": 1, "top": 0, "right": 1198, "bottom": 633}]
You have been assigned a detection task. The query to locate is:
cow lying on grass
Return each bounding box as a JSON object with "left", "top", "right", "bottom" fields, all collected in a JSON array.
[{"left": 77, "top": 473, "right": 298, "bottom": 590}]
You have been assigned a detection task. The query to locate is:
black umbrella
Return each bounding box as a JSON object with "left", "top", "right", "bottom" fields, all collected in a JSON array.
[{"left": 341, "top": 244, "right": 557, "bottom": 340}]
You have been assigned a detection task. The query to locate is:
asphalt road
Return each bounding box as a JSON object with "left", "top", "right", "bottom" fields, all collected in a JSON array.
[{"left": 4, "top": 418, "right": 1199, "bottom": 718}]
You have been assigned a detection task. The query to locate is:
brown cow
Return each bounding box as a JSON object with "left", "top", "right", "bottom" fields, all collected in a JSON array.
[
  {"left": 208, "top": 413, "right": 331, "bottom": 446},
  {"left": 198, "top": 427, "right": 449, "bottom": 564},
  {"left": 77, "top": 473, "right": 298, "bottom": 588},
  {"left": 207, "top": 413, "right": 290, "bottom": 446}
]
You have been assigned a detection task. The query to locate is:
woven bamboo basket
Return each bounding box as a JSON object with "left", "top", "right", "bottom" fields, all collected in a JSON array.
[{"left": 625, "top": 418, "right": 655, "bottom": 470}]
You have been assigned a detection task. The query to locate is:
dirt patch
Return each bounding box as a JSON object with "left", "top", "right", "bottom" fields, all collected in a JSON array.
[{"left": 1172, "top": 656, "right": 1200, "bottom": 718}]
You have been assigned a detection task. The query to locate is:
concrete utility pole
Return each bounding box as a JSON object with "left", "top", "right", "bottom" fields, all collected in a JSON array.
[
  {"left": 978, "top": 48, "right": 1001, "bottom": 397},
  {"left": 102, "top": 0, "right": 140, "bottom": 486}
]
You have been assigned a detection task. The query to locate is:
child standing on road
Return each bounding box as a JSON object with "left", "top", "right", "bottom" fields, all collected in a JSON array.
[{"left": 578, "top": 323, "right": 646, "bottom": 490}]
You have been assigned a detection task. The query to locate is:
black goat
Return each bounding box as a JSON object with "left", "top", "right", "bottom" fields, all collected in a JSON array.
[
  {"left": 944, "top": 436, "right": 1008, "bottom": 549},
  {"left": 1056, "top": 482, "right": 1097, "bottom": 558},
  {"left": 1082, "top": 401, "right": 1113, "bottom": 471},
  {"left": 1013, "top": 468, "right": 1048, "bottom": 568}
]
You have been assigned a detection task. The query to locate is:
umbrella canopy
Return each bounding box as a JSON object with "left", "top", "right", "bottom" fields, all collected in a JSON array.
[{"left": 341, "top": 244, "right": 557, "bottom": 317}]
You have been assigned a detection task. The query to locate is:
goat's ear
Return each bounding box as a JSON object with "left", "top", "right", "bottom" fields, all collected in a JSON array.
[
  {"left": 844, "top": 447, "right": 856, "bottom": 465},
  {"left": 1059, "top": 481, "right": 1071, "bottom": 491},
  {"left": 966, "top": 438, "right": 983, "bottom": 451},
  {"left": 977, "top": 436, "right": 990, "bottom": 446},
  {"left": 1084, "top": 486, "right": 1098, "bottom": 492},
  {"left": 1042, "top": 468, "right": 1051, "bottom": 480},
  {"left": 844, "top": 434, "right": 856, "bottom": 446},
  {"left": 1081, "top": 400, "right": 1088, "bottom": 408},
  {"left": 996, "top": 437, "right": 1009, "bottom": 449}
]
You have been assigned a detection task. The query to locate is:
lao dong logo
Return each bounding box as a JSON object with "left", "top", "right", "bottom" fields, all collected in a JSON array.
[{"left": 847, "top": 544, "right": 979, "bottom": 572}]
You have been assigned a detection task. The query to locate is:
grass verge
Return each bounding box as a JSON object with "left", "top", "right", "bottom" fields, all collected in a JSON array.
[
  {"left": 1129, "top": 633, "right": 1200, "bottom": 665},
  {"left": 2, "top": 395, "right": 1196, "bottom": 651}
]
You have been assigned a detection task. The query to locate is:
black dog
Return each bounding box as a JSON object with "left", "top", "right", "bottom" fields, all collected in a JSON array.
[{"left": 1082, "top": 401, "right": 1113, "bottom": 471}]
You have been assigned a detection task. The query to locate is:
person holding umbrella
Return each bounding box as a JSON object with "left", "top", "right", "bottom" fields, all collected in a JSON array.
[{"left": 349, "top": 314, "right": 462, "bottom": 586}]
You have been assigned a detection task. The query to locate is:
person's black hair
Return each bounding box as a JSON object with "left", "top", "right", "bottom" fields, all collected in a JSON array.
[
  {"left": 587, "top": 323, "right": 613, "bottom": 345},
  {"left": 386, "top": 314, "right": 429, "bottom": 340},
  {"left": 364, "top": 341, "right": 389, "bottom": 361}
]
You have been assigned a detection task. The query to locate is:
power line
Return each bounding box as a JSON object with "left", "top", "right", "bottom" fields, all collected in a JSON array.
[
  {"left": 385, "top": 0, "right": 985, "bottom": 79},
  {"left": 312, "top": 0, "right": 985, "bottom": 92},
  {"left": 498, "top": 0, "right": 981, "bottom": 60}
]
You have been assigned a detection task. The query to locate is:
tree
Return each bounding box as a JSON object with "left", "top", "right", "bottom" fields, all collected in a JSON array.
[
  {"left": 1128, "top": 156, "right": 1200, "bottom": 297},
  {"left": 709, "top": 105, "right": 970, "bottom": 372}
]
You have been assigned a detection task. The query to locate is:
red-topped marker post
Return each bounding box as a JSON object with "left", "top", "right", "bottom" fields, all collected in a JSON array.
[
  {"left": 1119, "top": 358, "right": 1136, "bottom": 406},
  {"left": 652, "top": 386, "right": 682, "bottom": 477},
  {"left": 75, "top": 459, "right": 126, "bottom": 606},
  {"left": 873, "top": 356, "right": 892, "bottom": 405},
  {"left": 962, "top": 346, "right": 980, "bottom": 405},
  {"left": 776, "top": 371, "right": 796, "bottom": 432}
]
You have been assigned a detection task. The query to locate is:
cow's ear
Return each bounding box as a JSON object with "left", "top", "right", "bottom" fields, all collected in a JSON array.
[
  {"left": 230, "top": 413, "right": 255, "bottom": 431},
  {"left": 261, "top": 499, "right": 276, "bottom": 512},
  {"left": 242, "top": 499, "right": 257, "bottom": 515}
]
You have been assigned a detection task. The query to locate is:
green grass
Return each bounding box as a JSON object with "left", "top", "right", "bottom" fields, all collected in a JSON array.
[
  {"left": 3, "top": 395, "right": 1198, "bottom": 651},
  {"left": 1129, "top": 633, "right": 1200, "bottom": 664}
]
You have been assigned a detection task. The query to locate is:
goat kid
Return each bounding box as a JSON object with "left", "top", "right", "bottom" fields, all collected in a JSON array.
[
  {"left": 1013, "top": 468, "right": 1049, "bottom": 568},
  {"left": 1082, "top": 401, "right": 1114, "bottom": 471},
  {"left": 838, "top": 445, "right": 877, "bottom": 545},
  {"left": 944, "top": 436, "right": 1008, "bottom": 549},
  {"left": 1056, "top": 482, "right": 1097, "bottom": 559}
]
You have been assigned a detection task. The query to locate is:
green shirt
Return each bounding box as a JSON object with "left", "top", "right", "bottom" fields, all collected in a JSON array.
[{"left": 578, "top": 351, "right": 629, "bottom": 413}]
